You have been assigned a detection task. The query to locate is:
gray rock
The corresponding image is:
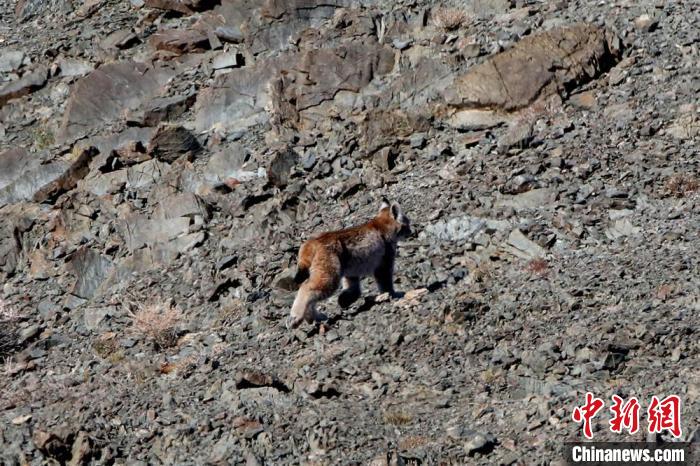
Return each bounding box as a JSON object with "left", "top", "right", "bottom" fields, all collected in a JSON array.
[
  {"left": 503, "top": 229, "right": 546, "bottom": 259},
  {"left": 0, "top": 66, "right": 48, "bottom": 108},
  {"left": 147, "top": 125, "right": 201, "bottom": 163},
  {"left": 422, "top": 215, "right": 511, "bottom": 242},
  {"left": 267, "top": 148, "right": 299, "bottom": 187},
  {"left": 445, "top": 24, "right": 621, "bottom": 111},
  {"left": 57, "top": 59, "right": 94, "bottom": 78},
  {"left": 212, "top": 51, "right": 244, "bottom": 70},
  {"left": 69, "top": 248, "right": 114, "bottom": 299},
  {"left": 59, "top": 61, "right": 175, "bottom": 143},
  {"left": 0, "top": 51, "right": 26, "bottom": 73}
]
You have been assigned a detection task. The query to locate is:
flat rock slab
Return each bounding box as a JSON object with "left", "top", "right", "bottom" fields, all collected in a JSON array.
[
  {"left": 149, "top": 29, "right": 211, "bottom": 55},
  {"left": 445, "top": 23, "right": 621, "bottom": 111},
  {"left": 0, "top": 160, "right": 69, "bottom": 206},
  {"left": 284, "top": 42, "right": 395, "bottom": 111},
  {"left": 69, "top": 248, "right": 114, "bottom": 299},
  {"left": 0, "top": 148, "right": 40, "bottom": 191},
  {"left": 503, "top": 229, "right": 547, "bottom": 259},
  {"left": 194, "top": 57, "right": 283, "bottom": 132},
  {"left": 59, "top": 61, "right": 175, "bottom": 143},
  {"left": 144, "top": 0, "right": 219, "bottom": 15},
  {"left": 0, "top": 147, "right": 97, "bottom": 206}
]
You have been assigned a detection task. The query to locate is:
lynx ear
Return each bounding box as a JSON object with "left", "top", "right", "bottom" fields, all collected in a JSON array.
[
  {"left": 390, "top": 202, "right": 402, "bottom": 220},
  {"left": 379, "top": 197, "right": 391, "bottom": 212}
]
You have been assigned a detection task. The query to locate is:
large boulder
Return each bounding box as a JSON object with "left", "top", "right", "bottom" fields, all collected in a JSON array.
[
  {"left": 444, "top": 23, "right": 621, "bottom": 111},
  {"left": 58, "top": 61, "right": 175, "bottom": 143}
]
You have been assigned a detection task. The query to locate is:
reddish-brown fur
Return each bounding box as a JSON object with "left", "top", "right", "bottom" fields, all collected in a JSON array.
[{"left": 288, "top": 201, "right": 411, "bottom": 329}]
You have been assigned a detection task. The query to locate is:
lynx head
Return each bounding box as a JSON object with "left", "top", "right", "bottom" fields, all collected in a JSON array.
[{"left": 379, "top": 198, "right": 412, "bottom": 240}]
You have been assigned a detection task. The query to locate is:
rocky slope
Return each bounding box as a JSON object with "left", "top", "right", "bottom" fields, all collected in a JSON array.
[{"left": 0, "top": 0, "right": 699, "bottom": 464}]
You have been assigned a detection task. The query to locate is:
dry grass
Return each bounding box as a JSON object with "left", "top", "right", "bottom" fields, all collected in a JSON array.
[
  {"left": 432, "top": 7, "right": 471, "bottom": 31},
  {"left": 655, "top": 284, "right": 675, "bottom": 301},
  {"left": 92, "top": 333, "right": 125, "bottom": 363},
  {"left": 665, "top": 174, "right": 699, "bottom": 198},
  {"left": 480, "top": 367, "right": 504, "bottom": 384},
  {"left": 32, "top": 127, "right": 55, "bottom": 150},
  {"left": 399, "top": 436, "right": 430, "bottom": 450},
  {"left": 216, "top": 299, "right": 244, "bottom": 327},
  {"left": 0, "top": 299, "right": 22, "bottom": 357},
  {"left": 129, "top": 303, "right": 182, "bottom": 350},
  {"left": 383, "top": 409, "right": 414, "bottom": 426}
]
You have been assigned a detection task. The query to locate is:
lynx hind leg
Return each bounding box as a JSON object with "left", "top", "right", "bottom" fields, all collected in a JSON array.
[
  {"left": 338, "top": 277, "right": 361, "bottom": 309},
  {"left": 293, "top": 241, "right": 315, "bottom": 284},
  {"left": 288, "top": 248, "right": 340, "bottom": 329}
]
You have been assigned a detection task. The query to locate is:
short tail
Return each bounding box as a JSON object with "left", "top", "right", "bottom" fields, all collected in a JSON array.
[{"left": 294, "top": 241, "right": 315, "bottom": 284}]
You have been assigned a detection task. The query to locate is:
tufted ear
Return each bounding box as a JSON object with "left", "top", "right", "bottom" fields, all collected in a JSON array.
[
  {"left": 379, "top": 197, "right": 390, "bottom": 212},
  {"left": 390, "top": 202, "right": 402, "bottom": 220}
]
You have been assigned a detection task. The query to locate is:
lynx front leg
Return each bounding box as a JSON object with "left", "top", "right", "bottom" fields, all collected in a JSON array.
[
  {"left": 338, "top": 277, "right": 361, "bottom": 308},
  {"left": 373, "top": 248, "right": 403, "bottom": 298}
]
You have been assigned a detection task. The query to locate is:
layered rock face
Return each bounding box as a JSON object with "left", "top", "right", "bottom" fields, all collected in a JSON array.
[{"left": 1, "top": 0, "right": 699, "bottom": 464}]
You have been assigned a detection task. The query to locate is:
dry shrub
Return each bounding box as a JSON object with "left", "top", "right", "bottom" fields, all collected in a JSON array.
[
  {"left": 432, "top": 7, "right": 470, "bottom": 31},
  {"left": 383, "top": 409, "right": 413, "bottom": 426},
  {"left": 0, "top": 299, "right": 22, "bottom": 357},
  {"left": 665, "top": 174, "right": 699, "bottom": 198},
  {"left": 130, "top": 304, "right": 182, "bottom": 350},
  {"left": 399, "top": 436, "right": 430, "bottom": 450}
]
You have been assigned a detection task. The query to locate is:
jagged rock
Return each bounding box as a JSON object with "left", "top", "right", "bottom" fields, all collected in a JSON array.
[
  {"left": 56, "top": 59, "right": 94, "bottom": 78},
  {"left": 267, "top": 148, "right": 299, "bottom": 187},
  {"left": 69, "top": 248, "right": 114, "bottom": 299},
  {"left": 194, "top": 57, "right": 282, "bottom": 132},
  {"left": 155, "top": 193, "right": 209, "bottom": 220},
  {"left": 127, "top": 93, "right": 196, "bottom": 126},
  {"left": 0, "top": 148, "right": 97, "bottom": 206},
  {"left": 147, "top": 125, "right": 201, "bottom": 163},
  {"left": 144, "top": 0, "right": 219, "bottom": 15},
  {"left": 117, "top": 214, "right": 191, "bottom": 251},
  {"left": 445, "top": 23, "right": 621, "bottom": 111},
  {"left": 0, "top": 148, "right": 38, "bottom": 191},
  {"left": 446, "top": 109, "right": 509, "bottom": 130},
  {"left": 59, "top": 61, "right": 175, "bottom": 143},
  {"left": 0, "top": 65, "right": 48, "bottom": 107},
  {"left": 33, "top": 146, "right": 98, "bottom": 203},
  {"left": 503, "top": 229, "right": 546, "bottom": 259},
  {"left": 14, "top": 0, "right": 71, "bottom": 21},
  {"left": 149, "top": 29, "right": 211, "bottom": 55},
  {"left": 282, "top": 42, "right": 395, "bottom": 111}
]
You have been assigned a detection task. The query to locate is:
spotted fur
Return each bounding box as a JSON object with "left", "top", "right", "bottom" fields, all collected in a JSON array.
[{"left": 288, "top": 200, "right": 412, "bottom": 329}]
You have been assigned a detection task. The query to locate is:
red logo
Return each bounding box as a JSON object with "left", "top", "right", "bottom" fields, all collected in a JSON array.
[
  {"left": 647, "top": 395, "right": 682, "bottom": 438},
  {"left": 572, "top": 392, "right": 605, "bottom": 439},
  {"left": 609, "top": 395, "right": 640, "bottom": 434},
  {"left": 573, "top": 394, "right": 682, "bottom": 439}
]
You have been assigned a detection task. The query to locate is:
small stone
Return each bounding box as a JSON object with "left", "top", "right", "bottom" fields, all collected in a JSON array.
[
  {"left": 633, "top": 14, "right": 658, "bottom": 32},
  {"left": 212, "top": 51, "right": 244, "bottom": 70},
  {"left": 11, "top": 414, "right": 32, "bottom": 425},
  {"left": 19, "top": 324, "right": 40, "bottom": 344}
]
